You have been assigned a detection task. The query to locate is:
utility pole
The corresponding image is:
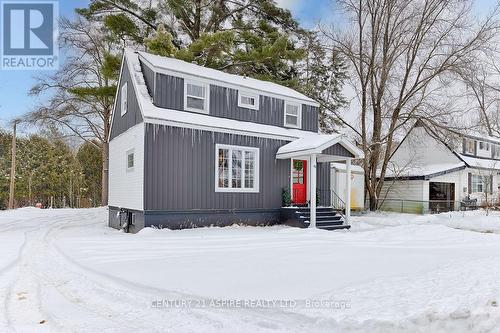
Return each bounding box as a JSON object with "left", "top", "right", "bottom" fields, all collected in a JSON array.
[{"left": 8, "top": 121, "right": 17, "bottom": 209}]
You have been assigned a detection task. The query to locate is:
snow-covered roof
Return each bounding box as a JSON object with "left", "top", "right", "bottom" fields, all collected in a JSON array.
[
  {"left": 331, "top": 162, "right": 364, "bottom": 173},
  {"left": 457, "top": 154, "right": 500, "bottom": 170},
  {"left": 384, "top": 162, "right": 466, "bottom": 178},
  {"left": 138, "top": 51, "right": 318, "bottom": 106},
  {"left": 276, "top": 134, "right": 363, "bottom": 159},
  {"left": 124, "top": 50, "right": 320, "bottom": 141},
  {"left": 459, "top": 131, "right": 500, "bottom": 144}
]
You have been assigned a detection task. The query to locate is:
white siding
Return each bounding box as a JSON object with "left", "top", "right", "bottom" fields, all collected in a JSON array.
[
  {"left": 331, "top": 168, "right": 364, "bottom": 210},
  {"left": 391, "top": 126, "right": 459, "bottom": 170},
  {"left": 379, "top": 180, "right": 425, "bottom": 213},
  {"left": 108, "top": 123, "right": 144, "bottom": 210},
  {"left": 380, "top": 180, "right": 425, "bottom": 201}
]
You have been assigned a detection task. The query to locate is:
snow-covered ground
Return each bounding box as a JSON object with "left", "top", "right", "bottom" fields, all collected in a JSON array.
[{"left": 1, "top": 208, "right": 500, "bottom": 332}]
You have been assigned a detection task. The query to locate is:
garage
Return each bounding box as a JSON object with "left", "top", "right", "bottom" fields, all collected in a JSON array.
[{"left": 429, "top": 182, "right": 455, "bottom": 213}]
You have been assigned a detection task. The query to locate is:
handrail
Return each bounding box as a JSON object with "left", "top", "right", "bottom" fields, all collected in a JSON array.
[{"left": 318, "top": 189, "right": 346, "bottom": 213}]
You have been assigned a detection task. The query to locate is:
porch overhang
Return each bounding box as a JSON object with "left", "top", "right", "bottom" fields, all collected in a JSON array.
[
  {"left": 276, "top": 134, "right": 363, "bottom": 229},
  {"left": 276, "top": 134, "right": 364, "bottom": 161}
]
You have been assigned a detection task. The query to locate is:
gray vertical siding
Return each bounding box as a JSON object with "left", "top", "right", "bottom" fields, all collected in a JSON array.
[
  {"left": 302, "top": 104, "right": 319, "bottom": 132},
  {"left": 109, "top": 60, "right": 143, "bottom": 140},
  {"left": 141, "top": 60, "right": 155, "bottom": 97},
  {"left": 153, "top": 73, "right": 318, "bottom": 132},
  {"left": 322, "top": 143, "right": 354, "bottom": 158},
  {"left": 317, "top": 162, "right": 331, "bottom": 206},
  {"left": 144, "top": 124, "right": 290, "bottom": 210},
  {"left": 154, "top": 73, "right": 184, "bottom": 109}
]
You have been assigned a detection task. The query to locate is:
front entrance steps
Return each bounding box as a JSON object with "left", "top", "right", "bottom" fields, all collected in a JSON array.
[{"left": 281, "top": 207, "right": 350, "bottom": 230}]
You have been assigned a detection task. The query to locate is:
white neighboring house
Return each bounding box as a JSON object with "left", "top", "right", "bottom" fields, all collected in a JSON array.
[
  {"left": 331, "top": 163, "right": 364, "bottom": 211},
  {"left": 380, "top": 121, "right": 500, "bottom": 213}
]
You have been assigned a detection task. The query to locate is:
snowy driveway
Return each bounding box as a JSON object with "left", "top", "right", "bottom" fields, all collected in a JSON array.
[{"left": 0, "top": 208, "right": 500, "bottom": 332}]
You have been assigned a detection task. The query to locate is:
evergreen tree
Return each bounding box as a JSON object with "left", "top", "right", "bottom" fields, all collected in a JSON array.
[{"left": 77, "top": 141, "right": 103, "bottom": 207}]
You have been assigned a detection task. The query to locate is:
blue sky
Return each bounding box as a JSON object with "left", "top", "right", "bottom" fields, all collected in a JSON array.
[{"left": 0, "top": 0, "right": 496, "bottom": 130}]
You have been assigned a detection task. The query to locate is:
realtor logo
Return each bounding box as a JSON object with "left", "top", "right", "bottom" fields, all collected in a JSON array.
[{"left": 1, "top": 0, "right": 58, "bottom": 70}]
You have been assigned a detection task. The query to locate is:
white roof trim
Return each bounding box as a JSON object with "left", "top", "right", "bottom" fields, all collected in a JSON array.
[
  {"left": 276, "top": 134, "right": 364, "bottom": 159},
  {"left": 137, "top": 50, "right": 319, "bottom": 107}
]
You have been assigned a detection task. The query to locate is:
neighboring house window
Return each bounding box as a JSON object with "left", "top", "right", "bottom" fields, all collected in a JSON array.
[
  {"left": 126, "top": 149, "right": 134, "bottom": 171},
  {"left": 215, "top": 144, "right": 259, "bottom": 192},
  {"left": 284, "top": 102, "right": 301, "bottom": 128},
  {"left": 494, "top": 145, "right": 500, "bottom": 158},
  {"left": 184, "top": 80, "right": 209, "bottom": 113},
  {"left": 121, "top": 82, "right": 128, "bottom": 116},
  {"left": 471, "top": 174, "right": 483, "bottom": 193},
  {"left": 465, "top": 139, "right": 475, "bottom": 154},
  {"left": 479, "top": 141, "right": 490, "bottom": 151},
  {"left": 238, "top": 91, "right": 259, "bottom": 110}
]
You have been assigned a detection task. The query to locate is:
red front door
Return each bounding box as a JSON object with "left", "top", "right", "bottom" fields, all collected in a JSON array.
[{"left": 292, "top": 160, "right": 307, "bottom": 204}]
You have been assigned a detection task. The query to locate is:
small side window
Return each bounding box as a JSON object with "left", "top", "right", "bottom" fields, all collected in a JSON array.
[
  {"left": 126, "top": 149, "right": 134, "bottom": 171},
  {"left": 238, "top": 91, "right": 259, "bottom": 110},
  {"left": 121, "top": 82, "right": 128, "bottom": 116}
]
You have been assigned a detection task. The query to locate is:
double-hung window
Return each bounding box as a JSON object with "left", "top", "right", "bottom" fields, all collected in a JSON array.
[
  {"left": 471, "top": 174, "right": 483, "bottom": 193},
  {"left": 216, "top": 144, "right": 259, "bottom": 192},
  {"left": 238, "top": 91, "right": 259, "bottom": 110},
  {"left": 494, "top": 145, "right": 500, "bottom": 159},
  {"left": 184, "top": 80, "right": 209, "bottom": 113},
  {"left": 284, "top": 102, "right": 301, "bottom": 128},
  {"left": 465, "top": 139, "right": 475, "bottom": 154},
  {"left": 121, "top": 82, "right": 128, "bottom": 116},
  {"left": 479, "top": 141, "right": 490, "bottom": 151}
]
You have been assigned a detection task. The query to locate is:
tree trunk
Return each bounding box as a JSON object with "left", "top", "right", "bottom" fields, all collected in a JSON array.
[
  {"left": 8, "top": 122, "right": 17, "bottom": 209},
  {"left": 101, "top": 140, "right": 109, "bottom": 206}
]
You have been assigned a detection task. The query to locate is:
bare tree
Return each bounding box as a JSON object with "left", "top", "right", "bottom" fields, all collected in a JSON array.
[
  {"left": 26, "top": 18, "right": 120, "bottom": 206},
  {"left": 324, "top": 0, "right": 500, "bottom": 210}
]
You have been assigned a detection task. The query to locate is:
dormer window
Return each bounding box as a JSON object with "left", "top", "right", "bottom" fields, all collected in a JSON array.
[
  {"left": 184, "top": 80, "right": 209, "bottom": 113},
  {"left": 238, "top": 91, "right": 259, "bottom": 110},
  {"left": 284, "top": 102, "right": 301, "bottom": 128},
  {"left": 494, "top": 145, "right": 500, "bottom": 158},
  {"left": 479, "top": 141, "right": 490, "bottom": 151},
  {"left": 465, "top": 139, "right": 475, "bottom": 154}
]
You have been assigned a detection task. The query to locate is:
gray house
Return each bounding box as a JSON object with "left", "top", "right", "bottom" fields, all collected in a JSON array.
[{"left": 108, "top": 49, "right": 363, "bottom": 232}]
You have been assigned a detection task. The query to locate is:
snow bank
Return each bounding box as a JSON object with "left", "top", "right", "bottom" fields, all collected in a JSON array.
[{"left": 2, "top": 207, "right": 500, "bottom": 332}]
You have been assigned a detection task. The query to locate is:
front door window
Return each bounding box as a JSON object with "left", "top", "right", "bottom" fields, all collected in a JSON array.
[{"left": 292, "top": 160, "right": 307, "bottom": 204}]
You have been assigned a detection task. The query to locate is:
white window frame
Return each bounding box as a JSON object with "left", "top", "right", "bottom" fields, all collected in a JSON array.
[
  {"left": 215, "top": 144, "right": 260, "bottom": 193},
  {"left": 121, "top": 82, "right": 128, "bottom": 116},
  {"left": 495, "top": 145, "right": 500, "bottom": 158},
  {"left": 184, "top": 79, "right": 209, "bottom": 114},
  {"left": 479, "top": 141, "right": 490, "bottom": 151},
  {"left": 284, "top": 101, "right": 302, "bottom": 129},
  {"left": 465, "top": 139, "right": 475, "bottom": 154},
  {"left": 126, "top": 149, "right": 135, "bottom": 171},
  {"left": 237, "top": 90, "right": 259, "bottom": 110},
  {"left": 471, "top": 174, "right": 483, "bottom": 193}
]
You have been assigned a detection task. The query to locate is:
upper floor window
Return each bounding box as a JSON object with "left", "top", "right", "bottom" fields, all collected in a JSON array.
[
  {"left": 238, "top": 91, "right": 259, "bottom": 110},
  {"left": 284, "top": 102, "right": 301, "bottom": 128},
  {"left": 215, "top": 144, "right": 259, "bottom": 193},
  {"left": 479, "top": 141, "right": 490, "bottom": 151},
  {"left": 465, "top": 139, "right": 475, "bottom": 154},
  {"left": 494, "top": 145, "right": 500, "bottom": 158},
  {"left": 184, "top": 80, "right": 209, "bottom": 113},
  {"left": 126, "top": 149, "right": 134, "bottom": 171},
  {"left": 121, "top": 82, "right": 128, "bottom": 116}
]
